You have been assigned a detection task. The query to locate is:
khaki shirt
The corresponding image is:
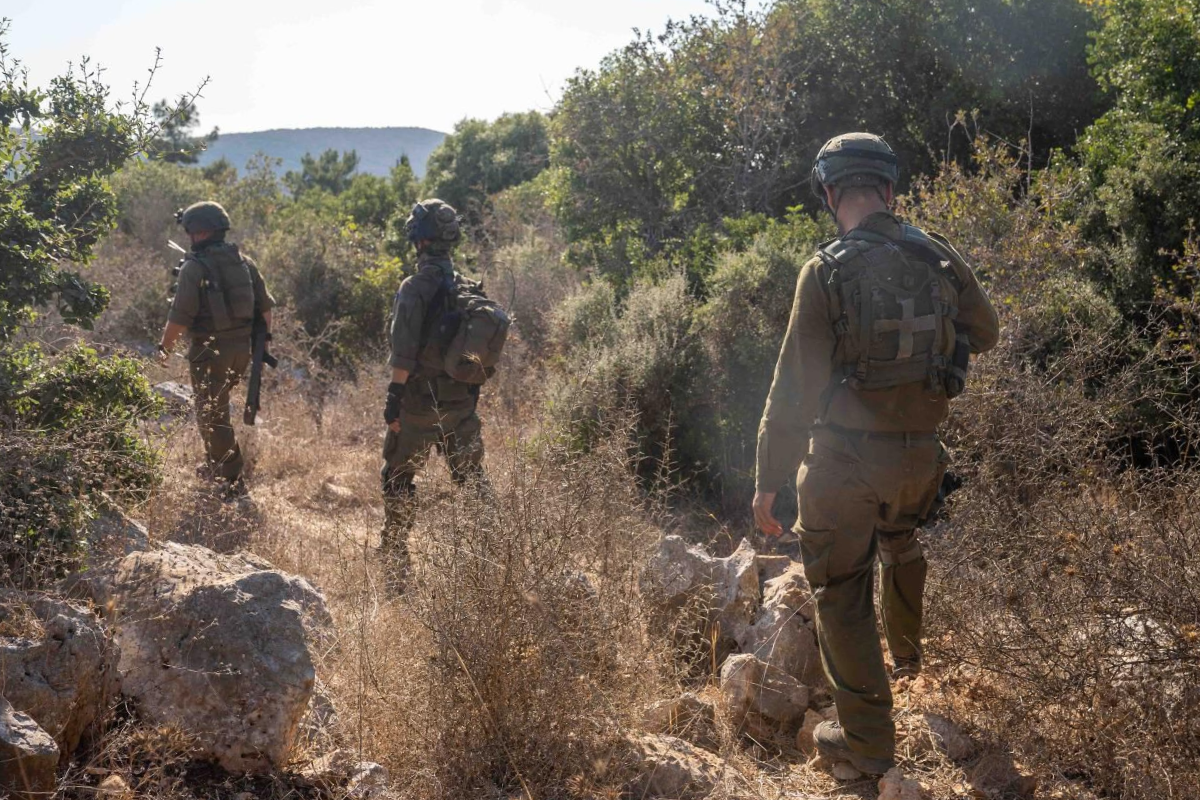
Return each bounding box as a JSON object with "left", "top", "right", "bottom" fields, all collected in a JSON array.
[
  {"left": 388, "top": 253, "right": 456, "bottom": 375},
  {"left": 755, "top": 212, "right": 1000, "bottom": 492},
  {"left": 167, "top": 240, "right": 274, "bottom": 341}
]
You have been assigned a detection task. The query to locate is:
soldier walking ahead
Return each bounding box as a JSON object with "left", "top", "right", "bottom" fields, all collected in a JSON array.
[
  {"left": 380, "top": 200, "right": 496, "bottom": 584},
  {"left": 753, "top": 134, "right": 1000, "bottom": 775},
  {"left": 158, "top": 202, "right": 275, "bottom": 499}
]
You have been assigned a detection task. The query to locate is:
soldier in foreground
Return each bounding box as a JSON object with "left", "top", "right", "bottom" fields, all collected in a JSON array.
[
  {"left": 157, "top": 201, "right": 275, "bottom": 499},
  {"left": 753, "top": 134, "right": 1000, "bottom": 775},
  {"left": 380, "top": 199, "right": 506, "bottom": 586}
]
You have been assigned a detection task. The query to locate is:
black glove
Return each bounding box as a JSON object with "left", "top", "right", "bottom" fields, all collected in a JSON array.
[{"left": 384, "top": 381, "right": 405, "bottom": 425}]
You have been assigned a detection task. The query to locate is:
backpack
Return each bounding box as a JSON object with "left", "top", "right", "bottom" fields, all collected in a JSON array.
[
  {"left": 818, "top": 224, "right": 967, "bottom": 397},
  {"left": 419, "top": 272, "right": 510, "bottom": 385},
  {"left": 189, "top": 243, "right": 257, "bottom": 332}
]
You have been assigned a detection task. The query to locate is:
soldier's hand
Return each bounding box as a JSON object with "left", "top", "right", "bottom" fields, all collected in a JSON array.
[
  {"left": 753, "top": 491, "right": 783, "bottom": 537},
  {"left": 384, "top": 381, "right": 405, "bottom": 430}
]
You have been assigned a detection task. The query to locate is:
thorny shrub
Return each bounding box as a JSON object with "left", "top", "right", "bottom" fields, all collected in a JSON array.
[
  {"left": 385, "top": 425, "right": 668, "bottom": 798},
  {"left": 911, "top": 138, "right": 1200, "bottom": 797}
]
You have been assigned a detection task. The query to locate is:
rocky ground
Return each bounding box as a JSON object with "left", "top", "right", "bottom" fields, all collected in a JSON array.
[{"left": 0, "top": 364, "right": 1088, "bottom": 800}]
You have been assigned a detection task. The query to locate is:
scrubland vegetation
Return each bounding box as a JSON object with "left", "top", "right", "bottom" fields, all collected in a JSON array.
[{"left": 6, "top": 0, "right": 1200, "bottom": 797}]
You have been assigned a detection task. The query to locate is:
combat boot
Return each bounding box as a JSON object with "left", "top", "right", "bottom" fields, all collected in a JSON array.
[
  {"left": 891, "top": 656, "right": 922, "bottom": 680},
  {"left": 813, "top": 721, "right": 895, "bottom": 776}
]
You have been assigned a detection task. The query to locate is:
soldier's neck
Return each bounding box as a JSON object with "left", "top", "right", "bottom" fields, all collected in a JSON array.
[
  {"left": 836, "top": 202, "right": 891, "bottom": 236},
  {"left": 417, "top": 251, "right": 454, "bottom": 269}
]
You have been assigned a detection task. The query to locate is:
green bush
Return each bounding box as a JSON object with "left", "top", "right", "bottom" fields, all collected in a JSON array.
[
  {"left": 690, "top": 226, "right": 817, "bottom": 502},
  {"left": 547, "top": 212, "right": 822, "bottom": 500},
  {"left": 1, "top": 345, "right": 162, "bottom": 586},
  {"left": 547, "top": 272, "right": 702, "bottom": 479},
  {"left": 256, "top": 208, "right": 396, "bottom": 369},
  {"left": 1011, "top": 274, "right": 1126, "bottom": 373}
]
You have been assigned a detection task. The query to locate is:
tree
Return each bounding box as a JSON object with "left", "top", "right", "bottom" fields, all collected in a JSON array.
[
  {"left": 549, "top": 0, "right": 1104, "bottom": 283},
  {"left": 423, "top": 111, "right": 550, "bottom": 226},
  {"left": 146, "top": 98, "right": 218, "bottom": 163},
  {"left": 284, "top": 149, "right": 361, "bottom": 197},
  {"left": 1, "top": 25, "right": 156, "bottom": 337},
  {"left": 1073, "top": 0, "right": 1200, "bottom": 314}
]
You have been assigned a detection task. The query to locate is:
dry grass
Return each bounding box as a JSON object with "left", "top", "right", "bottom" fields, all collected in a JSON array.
[
  {"left": 72, "top": 361, "right": 1110, "bottom": 800},
  {"left": 104, "top": 363, "right": 675, "bottom": 799}
]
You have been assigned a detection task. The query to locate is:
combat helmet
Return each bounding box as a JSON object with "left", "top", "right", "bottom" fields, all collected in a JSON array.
[
  {"left": 404, "top": 199, "right": 462, "bottom": 252},
  {"left": 810, "top": 133, "right": 899, "bottom": 206},
  {"left": 176, "top": 201, "right": 232, "bottom": 234}
]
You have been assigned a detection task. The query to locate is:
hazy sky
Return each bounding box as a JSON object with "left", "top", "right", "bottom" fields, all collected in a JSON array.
[{"left": 6, "top": 0, "right": 715, "bottom": 134}]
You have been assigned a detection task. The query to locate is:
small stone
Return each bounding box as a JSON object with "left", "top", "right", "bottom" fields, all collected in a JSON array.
[
  {"left": 301, "top": 750, "right": 389, "bottom": 799},
  {"left": 795, "top": 709, "right": 824, "bottom": 753},
  {"left": 969, "top": 752, "right": 1037, "bottom": 799},
  {"left": 922, "top": 713, "right": 975, "bottom": 761},
  {"left": 345, "top": 761, "right": 389, "bottom": 799},
  {"left": 643, "top": 693, "right": 718, "bottom": 748},
  {"left": 627, "top": 733, "right": 724, "bottom": 800},
  {"left": 831, "top": 761, "right": 863, "bottom": 781},
  {"left": 0, "top": 591, "right": 120, "bottom": 756},
  {"left": 320, "top": 481, "right": 355, "bottom": 503},
  {"left": 878, "top": 766, "right": 924, "bottom": 800},
  {"left": 96, "top": 774, "right": 131, "bottom": 798},
  {"left": 720, "top": 653, "right": 808, "bottom": 730},
  {"left": 0, "top": 697, "right": 59, "bottom": 800}
]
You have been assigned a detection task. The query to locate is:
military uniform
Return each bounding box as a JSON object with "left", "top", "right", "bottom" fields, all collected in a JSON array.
[
  {"left": 168, "top": 237, "right": 274, "bottom": 482},
  {"left": 380, "top": 251, "right": 486, "bottom": 554},
  {"left": 756, "top": 206, "right": 999, "bottom": 764}
]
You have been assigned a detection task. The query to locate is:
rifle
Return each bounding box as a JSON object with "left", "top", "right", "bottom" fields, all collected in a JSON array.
[{"left": 243, "top": 312, "right": 278, "bottom": 425}]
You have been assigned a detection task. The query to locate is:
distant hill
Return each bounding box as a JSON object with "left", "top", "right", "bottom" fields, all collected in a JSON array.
[{"left": 195, "top": 127, "right": 447, "bottom": 178}]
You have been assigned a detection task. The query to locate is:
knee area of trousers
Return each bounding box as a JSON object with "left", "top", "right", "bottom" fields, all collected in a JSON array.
[{"left": 877, "top": 531, "right": 925, "bottom": 567}]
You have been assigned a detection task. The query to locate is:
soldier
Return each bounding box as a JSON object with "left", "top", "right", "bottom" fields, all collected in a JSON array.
[
  {"left": 753, "top": 133, "right": 1000, "bottom": 775},
  {"left": 380, "top": 199, "right": 488, "bottom": 583},
  {"left": 157, "top": 201, "right": 274, "bottom": 499}
]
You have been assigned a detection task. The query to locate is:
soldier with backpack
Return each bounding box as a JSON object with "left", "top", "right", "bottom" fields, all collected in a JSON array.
[
  {"left": 157, "top": 201, "right": 275, "bottom": 499},
  {"left": 380, "top": 199, "right": 509, "bottom": 581},
  {"left": 753, "top": 134, "right": 1000, "bottom": 775}
]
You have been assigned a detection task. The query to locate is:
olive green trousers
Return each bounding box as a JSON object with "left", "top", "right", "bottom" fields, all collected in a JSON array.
[
  {"left": 188, "top": 338, "right": 251, "bottom": 482},
  {"left": 380, "top": 376, "right": 486, "bottom": 555},
  {"left": 794, "top": 426, "right": 945, "bottom": 762}
]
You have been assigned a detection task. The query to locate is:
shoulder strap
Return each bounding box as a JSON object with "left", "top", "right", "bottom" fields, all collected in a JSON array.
[
  {"left": 187, "top": 252, "right": 233, "bottom": 331},
  {"left": 417, "top": 271, "right": 457, "bottom": 353},
  {"left": 902, "top": 226, "right": 968, "bottom": 293}
]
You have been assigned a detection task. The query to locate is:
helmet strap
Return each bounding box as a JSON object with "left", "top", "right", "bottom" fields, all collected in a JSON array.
[{"left": 827, "top": 186, "right": 843, "bottom": 230}]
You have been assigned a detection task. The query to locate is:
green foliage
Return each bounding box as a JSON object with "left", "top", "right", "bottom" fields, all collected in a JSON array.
[
  {"left": 690, "top": 218, "right": 821, "bottom": 499},
  {"left": 547, "top": 210, "right": 822, "bottom": 496},
  {"left": 0, "top": 29, "right": 144, "bottom": 337},
  {"left": 424, "top": 112, "right": 550, "bottom": 226},
  {"left": 551, "top": 0, "right": 1102, "bottom": 283},
  {"left": 548, "top": 272, "right": 702, "bottom": 480},
  {"left": 146, "top": 98, "right": 218, "bottom": 164},
  {"left": 1, "top": 344, "right": 162, "bottom": 585},
  {"left": 1071, "top": 0, "right": 1200, "bottom": 314},
  {"left": 256, "top": 207, "right": 399, "bottom": 366},
  {"left": 284, "top": 148, "right": 361, "bottom": 197}
]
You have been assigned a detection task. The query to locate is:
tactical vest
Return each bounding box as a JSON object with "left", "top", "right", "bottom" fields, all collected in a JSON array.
[
  {"left": 188, "top": 243, "right": 257, "bottom": 335},
  {"left": 417, "top": 273, "right": 510, "bottom": 385},
  {"left": 819, "top": 224, "right": 968, "bottom": 397}
]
